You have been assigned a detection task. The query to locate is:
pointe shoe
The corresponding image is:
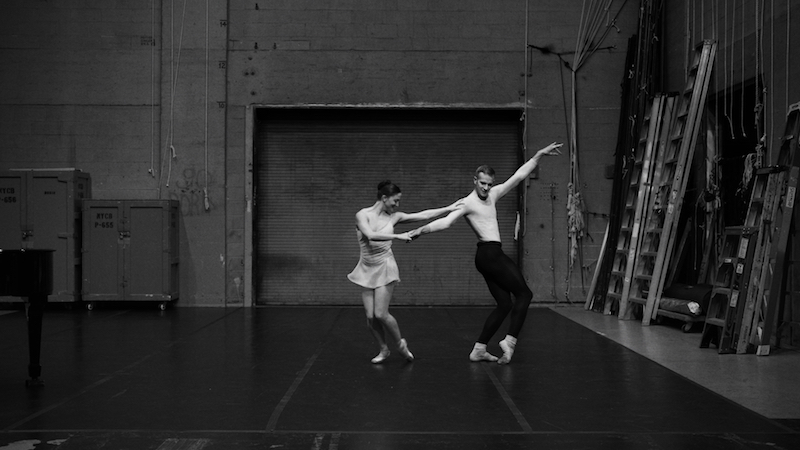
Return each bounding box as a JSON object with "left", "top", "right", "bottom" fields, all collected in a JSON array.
[
  {"left": 398, "top": 338, "right": 414, "bottom": 362},
  {"left": 371, "top": 348, "right": 390, "bottom": 364},
  {"left": 469, "top": 348, "right": 499, "bottom": 362},
  {"left": 498, "top": 339, "right": 515, "bottom": 365}
]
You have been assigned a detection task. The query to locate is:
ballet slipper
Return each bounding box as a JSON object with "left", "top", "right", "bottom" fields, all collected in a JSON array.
[
  {"left": 498, "top": 337, "right": 516, "bottom": 365},
  {"left": 469, "top": 343, "right": 499, "bottom": 362},
  {"left": 371, "top": 347, "right": 390, "bottom": 364},
  {"left": 398, "top": 338, "right": 414, "bottom": 362}
]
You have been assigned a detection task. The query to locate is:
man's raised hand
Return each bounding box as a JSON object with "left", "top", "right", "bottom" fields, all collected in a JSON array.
[{"left": 538, "top": 142, "right": 563, "bottom": 156}]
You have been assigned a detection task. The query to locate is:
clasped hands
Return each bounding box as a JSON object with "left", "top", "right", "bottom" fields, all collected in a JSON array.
[{"left": 399, "top": 199, "right": 464, "bottom": 242}]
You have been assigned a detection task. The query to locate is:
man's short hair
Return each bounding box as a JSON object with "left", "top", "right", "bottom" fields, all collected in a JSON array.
[{"left": 474, "top": 165, "right": 495, "bottom": 178}]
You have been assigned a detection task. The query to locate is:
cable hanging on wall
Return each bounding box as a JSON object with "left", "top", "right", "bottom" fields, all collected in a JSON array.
[
  {"left": 520, "top": 0, "right": 530, "bottom": 243},
  {"left": 786, "top": 0, "right": 791, "bottom": 117},
  {"left": 725, "top": 0, "right": 736, "bottom": 139},
  {"left": 150, "top": 0, "right": 157, "bottom": 179},
  {"left": 160, "top": 0, "right": 188, "bottom": 192},
  {"left": 755, "top": 0, "right": 766, "bottom": 167},
  {"left": 204, "top": 0, "right": 210, "bottom": 211},
  {"left": 741, "top": 0, "right": 748, "bottom": 138},
  {"left": 769, "top": 0, "right": 774, "bottom": 159},
  {"left": 563, "top": 0, "right": 629, "bottom": 301},
  {"left": 685, "top": 0, "right": 691, "bottom": 81}
]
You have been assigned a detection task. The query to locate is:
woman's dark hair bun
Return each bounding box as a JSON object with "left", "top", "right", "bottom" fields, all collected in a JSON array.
[{"left": 376, "top": 180, "right": 401, "bottom": 199}]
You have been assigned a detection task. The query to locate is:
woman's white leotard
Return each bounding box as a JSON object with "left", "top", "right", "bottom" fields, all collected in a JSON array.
[{"left": 347, "top": 222, "right": 400, "bottom": 289}]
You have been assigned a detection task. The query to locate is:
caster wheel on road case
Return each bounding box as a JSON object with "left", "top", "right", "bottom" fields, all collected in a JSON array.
[
  {"left": 159, "top": 302, "right": 167, "bottom": 311},
  {"left": 86, "top": 302, "right": 95, "bottom": 311}
]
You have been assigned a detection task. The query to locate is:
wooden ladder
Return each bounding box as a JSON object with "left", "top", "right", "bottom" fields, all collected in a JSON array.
[
  {"left": 769, "top": 236, "right": 798, "bottom": 352},
  {"left": 734, "top": 166, "right": 783, "bottom": 353},
  {"left": 627, "top": 41, "right": 718, "bottom": 324},
  {"left": 607, "top": 94, "right": 669, "bottom": 316},
  {"left": 700, "top": 227, "right": 750, "bottom": 351},
  {"left": 756, "top": 103, "right": 800, "bottom": 355},
  {"left": 702, "top": 162, "right": 783, "bottom": 353}
]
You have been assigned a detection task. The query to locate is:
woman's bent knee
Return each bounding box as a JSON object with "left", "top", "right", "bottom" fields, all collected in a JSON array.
[{"left": 374, "top": 311, "right": 393, "bottom": 322}]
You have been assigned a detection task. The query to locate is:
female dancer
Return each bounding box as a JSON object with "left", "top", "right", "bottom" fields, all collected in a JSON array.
[{"left": 348, "top": 180, "right": 461, "bottom": 364}]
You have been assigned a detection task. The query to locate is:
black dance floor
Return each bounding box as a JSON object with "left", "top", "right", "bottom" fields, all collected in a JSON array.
[{"left": 1, "top": 306, "right": 798, "bottom": 449}]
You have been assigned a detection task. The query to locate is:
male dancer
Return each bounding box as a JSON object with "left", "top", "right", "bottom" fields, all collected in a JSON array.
[{"left": 409, "top": 142, "right": 562, "bottom": 364}]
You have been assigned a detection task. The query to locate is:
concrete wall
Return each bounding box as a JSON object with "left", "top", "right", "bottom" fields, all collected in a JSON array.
[{"left": 1, "top": 0, "right": 640, "bottom": 305}]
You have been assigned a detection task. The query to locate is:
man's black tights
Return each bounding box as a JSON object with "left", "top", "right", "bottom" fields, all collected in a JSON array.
[{"left": 474, "top": 242, "right": 533, "bottom": 344}]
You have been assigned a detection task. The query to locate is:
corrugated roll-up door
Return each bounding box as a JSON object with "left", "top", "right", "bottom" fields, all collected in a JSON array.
[{"left": 254, "top": 109, "right": 521, "bottom": 305}]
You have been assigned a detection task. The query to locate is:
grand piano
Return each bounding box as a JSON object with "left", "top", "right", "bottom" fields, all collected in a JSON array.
[{"left": 0, "top": 248, "right": 54, "bottom": 386}]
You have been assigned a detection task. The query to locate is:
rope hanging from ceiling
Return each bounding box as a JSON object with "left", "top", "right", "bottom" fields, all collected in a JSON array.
[{"left": 564, "top": 0, "right": 630, "bottom": 301}]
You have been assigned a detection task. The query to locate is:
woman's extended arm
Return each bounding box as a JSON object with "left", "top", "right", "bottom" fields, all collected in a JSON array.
[
  {"left": 396, "top": 199, "right": 464, "bottom": 223},
  {"left": 355, "top": 211, "right": 411, "bottom": 242}
]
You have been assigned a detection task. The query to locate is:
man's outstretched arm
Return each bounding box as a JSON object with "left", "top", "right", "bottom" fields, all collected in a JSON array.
[
  {"left": 491, "top": 142, "right": 563, "bottom": 199},
  {"left": 408, "top": 207, "right": 466, "bottom": 240}
]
